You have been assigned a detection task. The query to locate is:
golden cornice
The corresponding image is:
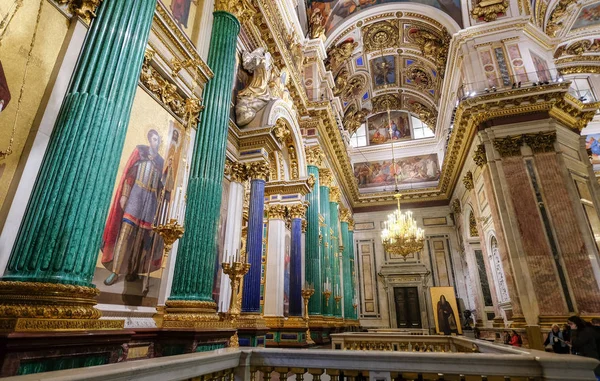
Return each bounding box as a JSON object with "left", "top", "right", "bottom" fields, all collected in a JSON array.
[
  {"left": 556, "top": 55, "right": 600, "bottom": 65},
  {"left": 264, "top": 180, "right": 312, "bottom": 197},
  {"left": 559, "top": 65, "right": 600, "bottom": 75}
]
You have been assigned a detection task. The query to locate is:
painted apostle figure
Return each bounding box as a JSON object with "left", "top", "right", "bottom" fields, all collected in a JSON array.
[
  {"left": 437, "top": 295, "right": 458, "bottom": 335},
  {"left": 101, "top": 129, "right": 165, "bottom": 295}
]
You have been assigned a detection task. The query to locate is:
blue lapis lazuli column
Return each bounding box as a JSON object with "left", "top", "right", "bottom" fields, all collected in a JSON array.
[
  {"left": 242, "top": 178, "right": 266, "bottom": 313},
  {"left": 289, "top": 217, "right": 303, "bottom": 316}
]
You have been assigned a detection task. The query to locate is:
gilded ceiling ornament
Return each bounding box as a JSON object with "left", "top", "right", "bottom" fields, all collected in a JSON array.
[
  {"left": 319, "top": 168, "right": 334, "bottom": 187},
  {"left": 330, "top": 186, "right": 341, "bottom": 203},
  {"left": 272, "top": 119, "right": 292, "bottom": 143},
  {"left": 289, "top": 203, "right": 307, "bottom": 219},
  {"left": 236, "top": 48, "right": 277, "bottom": 126},
  {"left": 247, "top": 160, "right": 270, "bottom": 181},
  {"left": 267, "top": 204, "right": 287, "bottom": 220},
  {"left": 408, "top": 101, "right": 437, "bottom": 132},
  {"left": 343, "top": 105, "right": 369, "bottom": 135},
  {"left": 469, "top": 211, "right": 479, "bottom": 237},
  {"left": 493, "top": 135, "right": 524, "bottom": 157},
  {"left": 333, "top": 69, "right": 350, "bottom": 97},
  {"left": 567, "top": 40, "right": 592, "bottom": 56},
  {"left": 451, "top": 199, "right": 461, "bottom": 215},
  {"left": 523, "top": 131, "right": 557, "bottom": 153},
  {"left": 471, "top": 0, "right": 509, "bottom": 22},
  {"left": 462, "top": 171, "right": 474, "bottom": 191},
  {"left": 327, "top": 40, "right": 359, "bottom": 71},
  {"left": 545, "top": 0, "right": 577, "bottom": 37},
  {"left": 473, "top": 144, "right": 487, "bottom": 167},
  {"left": 362, "top": 20, "right": 399, "bottom": 52},
  {"left": 215, "top": 0, "right": 256, "bottom": 22},
  {"left": 407, "top": 27, "right": 450, "bottom": 78},
  {"left": 341, "top": 75, "right": 367, "bottom": 100},
  {"left": 305, "top": 146, "right": 324, "bottom": 167},
  {"left": 404, "top": 66, "right": 433, "bottom": 90},
  {"left": 309, "top": 7, "right": 326, "bottom": 39},
  {"left": 372, "top": 93, "right": 401, "bottom": 113}
]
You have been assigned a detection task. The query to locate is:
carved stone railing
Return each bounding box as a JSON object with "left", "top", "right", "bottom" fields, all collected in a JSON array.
[{"left": 6, "top": 343, "right": 599, "bottom": 381}]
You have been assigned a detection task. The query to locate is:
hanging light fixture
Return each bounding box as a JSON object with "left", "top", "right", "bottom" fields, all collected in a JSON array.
[{"left": 380, "top": 108, "right": 425, "bottom": 259}]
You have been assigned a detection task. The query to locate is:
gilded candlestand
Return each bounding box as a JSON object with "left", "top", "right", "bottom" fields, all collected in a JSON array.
[
  {"left": 153, "top": 219, "right": 185, "bottom": 268},
  {"left": 334, "top": 295, "right": 342, "bottom": 309},
  {"left": 301, "top": 288, "right": 315, "bottom": 345},
  {"left": 323, "top": 289, "right": 332, "bottom": 307},
  {"left": 222, "top": 261, "right": 251, "bottom": 348}
]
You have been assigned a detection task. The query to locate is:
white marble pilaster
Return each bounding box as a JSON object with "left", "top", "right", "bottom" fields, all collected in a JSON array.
[{"left": 263, "top": 216, "right": 286, "bottom": 316}]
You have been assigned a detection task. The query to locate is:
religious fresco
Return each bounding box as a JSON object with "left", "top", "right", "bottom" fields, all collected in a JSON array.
[
  {"left": 529, "top": 50, "right": 552, "bottom": 83},
  {"left": 308, "top": 0, "right": 463, "bottom": 35},
  {"left": 571, "top": 2, "right": 600, "bottom": 31},
  {"left": 586, "top": 133, "right": 600, "bottom": 164},
  {"left": 94, "top": 87, "right": 193, "bottom": 307},
  {"left": 367, "top": 111, "right": 411, "bottom": 145},
  {"left": 0, "top": 1, "right": 69, "bottom": 216},
  {"left": 162, "top": 0, "right": 199, "bottom": 40},
  {"left": 353, "top": 153, "right": 440, "bottom": 189},
  {"left": 370, "top": 55, "right": 396, "bottom": 87}
]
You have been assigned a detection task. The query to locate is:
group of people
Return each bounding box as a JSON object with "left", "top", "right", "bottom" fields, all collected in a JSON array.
[{"left": 503, "top": 330, "right": 523, "bottom": 347}]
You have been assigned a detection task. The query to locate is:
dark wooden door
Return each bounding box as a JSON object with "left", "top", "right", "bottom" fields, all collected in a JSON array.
[{"left": 394, "top": 287, "right": 422, "bottom": 328}]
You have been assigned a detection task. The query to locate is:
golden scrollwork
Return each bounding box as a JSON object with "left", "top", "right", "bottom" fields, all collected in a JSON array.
[
  {"left": 462, "top": 171, "right": 474, "bottom": 191},
  {"left": 473, "top": 144, "right": 487, "bottom": 167},
  {"left": 340, "top": 75, "right": 367, "bottom": 100},
  {"left": 343, "top": 105, "right": 369, "bottom": 135},
  {"left": 404, "top": 65, "right": 433, "bottom": 90},
  {"left": 215, "top": 0, "right": 256, "bottom": 22},
  {"left": 408, "top": 101, "right": 437, "bottom": 131},
  {"left": 407, "top": 27, "right": 450, "bottom": 78},
  {"left": 471, "top": 0, "right": 509, "bottom": 22},
  {"left": 469, "top": 211, "right": 479, "bottom": 237},
  {"left": 307, "top": 173, "right": 316, "bottom": 190},
  {"left": 559, "top": 65, "right": 600, "bottom": 75},
  {"left": 305, "top": 146, "right": 324, "bottom": 167},
  {"left": 327, "top": 40, "right": 359, "bottom": 71},
  {"left": 230, "top": 161, "right": 250, "bottom": 183},
  {"left": 493, "top": 135, "right": 524, "bottom": 157},
  {"left": 545, "top": 0, "right": 577, "bottom": 37},
  {"left": 330, "top": 186, "right": 341, "bottom": 203},
  {"left": 523, "top": 131, "right": 557, "bottom": 153},
  {"left": 451, "top": 199, "right": 461, "bottom": 215},
  {"left": 273, "top": 118, "right": 292, "bottom": 143},
  {"left": 372, "top": 93, "right": 401, "bottom": 113},
  {"left": 319, "top": 168, "right": 334, "bottom": 187},
  {"left": 247, "top": 160, "right": 270, "bottom": 181},
  {"left": 289, "top": 203, "right": 307, "bottom": 219},
  {"left": 56, "top": 0, "right": 103, "bottom": 24},
  {"left": 267, "top": 204, "right": 287, "bottom": 220},
  {"left": 362, "top": 20, "right": 399, "bottom": 52}
]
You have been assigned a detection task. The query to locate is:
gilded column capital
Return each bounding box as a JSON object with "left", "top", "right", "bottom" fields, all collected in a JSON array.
[
  {"left": 305, "top": 146, "right": 324, "bottom": 167},
  {"left": 301, "top": 219, "right": 307, "bottom": 233},
  {"left": 319, "top": 168, "right": 333, "bottom": 187},
  {"left": 214, "top": 0, "right": 255, "bottom": 22},
  {"left": 247, "top": 160, "right": 270, "bottom": 181},
  {"left": 289, "top": 203, "right": 307, "bottom": 219},
  {"left": 493, "top": 135, "right": 524, "bottom": 158},
  {"left": 339, "top": 207, "right": 351, "bottom": 223},
  {"left": 330, "top": 186, "right": 341, "bottom": 203},
  {"left": 462, "top": 171, "right": 474, "bottom": 191},
  {"left": 473, "top": 144, "right": 487, "bottom": 167},
  {"left": 57, "top": 0, "right": 103, "bottom": 24},
  {"left": 348, "top": 218, "right": 355, "bottom": 231},
  {"left": 523, "top": 131, "right": 557, "bottom": 153},
  {"left": 451, "top": 199, "right": 461, "bottom": 215},
  {"left": 230, "top": 161, "right": 249, "bottom": 183},
  {"left": 267, "top": 204, "right": 287, "bottom": 220}
]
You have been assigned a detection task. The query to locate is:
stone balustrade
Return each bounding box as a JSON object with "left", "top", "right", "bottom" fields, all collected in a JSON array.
[{"left": 3, "top": 343, "right": 598, "bottom": 381}]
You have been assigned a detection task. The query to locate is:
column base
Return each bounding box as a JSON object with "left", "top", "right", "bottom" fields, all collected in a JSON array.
[
  {"left": 537, "top": 315, "right": 571, "bottom": 329},
  {"left": 344, "top": 319, "right": 360, "bottom": 329},
  {"left": 237, "top": 313, "right": 268, "bottom": 347},
  {"left": 162, "top": 300, "right": 230, "bottom": 329},
  {"left": 510, "top": 314, "right": 528, "bottom": 328},
  {"left": 0, "top": 281, "right": 124, "bottom": 332},
  {"left": 308, "top": 315, "right": 333, "bottom": 344},
  {"left": 264, "top": 316, "right": 312, "bottom": 348}
]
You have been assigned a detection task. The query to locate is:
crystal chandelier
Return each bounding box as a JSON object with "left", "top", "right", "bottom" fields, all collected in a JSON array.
[
  {"left": 381, "top": 193, "right": 425, "bottom": 259},
  {"left": 380, "top": 107, "right": 425, "bottom": 259}
]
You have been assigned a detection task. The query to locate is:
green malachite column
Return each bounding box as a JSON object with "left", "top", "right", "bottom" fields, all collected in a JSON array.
[
  {"left": 329, "top": 188, "right": 342, "bottom": 318},
  {"left": 0, "top": 0, "right": 156, "bottom": 330},
  {"left": 340, "top": 209, "right": 353, "bottom": 319},
  {"left": 319, "top": 168, "right": 333, "bottom": 317},
  {"left": 305, "top": 161, "right": 321, "bottom": 315},
  {"left": 165, "top": 7, "right": 241, "bottom": 322},
  {"left": 349, "top": 222, "right": 357, "bottom": 320}
]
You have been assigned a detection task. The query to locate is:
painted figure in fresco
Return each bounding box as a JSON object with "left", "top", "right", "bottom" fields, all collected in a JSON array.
[
  {"left": 170, "top": 0, "right": 192, "bottom": 28},
  {"left": 0, "top": 60, "right": 11, "bottom": 113},
  {"left": 101, "top": 129, "right": 165, "bottom": 295},
  {"left": 437, "top": 295, "right": 458, "bottom": 335}
]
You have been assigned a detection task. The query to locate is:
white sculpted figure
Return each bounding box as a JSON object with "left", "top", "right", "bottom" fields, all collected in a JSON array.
[{"left": 236, "top": 47, "right": 277, "bottom": 126}]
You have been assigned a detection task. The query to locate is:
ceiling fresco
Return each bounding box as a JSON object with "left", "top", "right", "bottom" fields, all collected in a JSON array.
[{"left": 308, "top": 0, "right": 464, "bottom": 35}]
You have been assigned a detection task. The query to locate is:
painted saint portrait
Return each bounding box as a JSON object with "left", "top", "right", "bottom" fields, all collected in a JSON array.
[
  {"left": 0, "top": 60, "right": 10, "bottom": 114},
  {"left": 354, "top": 153, "right": 440, "bottom": 189},
  {"left": 586, "top": 133, "right": 600, "bottom": 164},
  {"left": 368, "top": 111, "right": 410, "bottom": 145},
  {"left": 430, "top": 287, "right": 462, "bottom": 335},
  {"left": 530, "top": 50, "right": 551, "bottom": 83},
  {"left": 571, "top": 2, "right": 600, "bottom": 30},
  {"left": 371, "top": 55, "right": 396, "bottom": 86},
  {"left": 170, "top": 0, "right": 192, "bottom": 28}
]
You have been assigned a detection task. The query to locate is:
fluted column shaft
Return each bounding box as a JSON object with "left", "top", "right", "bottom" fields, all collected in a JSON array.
[
  {"left": 330, "top": 200, "right": 341, "bottom": 317},
  {"left": 3, "top": 0, "right": 156, "bottom": 286},
  {"left": 290, "top": 216, "right": 303, "bottom": 316},
  {"left": 341, "top": 220, "right": 352, "bottom": 318},
  {"left": 319, "top": 184, "right": 332, "bottom": 316},
  {"left": 168, "top": 11, "right": 240, "bottom": 302},
  {"left": 305, "top": 165, "right": 321, "bottom": 315},
  {"left": 349, "top": 228, "right": 357, "bottom": 319},
  {"left": 242, "top": 177, "right": 266, "bottom": 313}
]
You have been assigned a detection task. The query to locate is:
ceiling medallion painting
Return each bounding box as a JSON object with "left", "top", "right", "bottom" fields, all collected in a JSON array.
[
  {"left": 371, "top": 55, "right": 397, "bottom": 87},
  {"left": 362, "top": 20, "right": 399, "bottom": 52}
]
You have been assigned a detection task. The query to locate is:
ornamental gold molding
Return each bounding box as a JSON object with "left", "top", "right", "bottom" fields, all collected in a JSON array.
[
  {"left": 305, "top": 146, "right": 325, "bottom": 167},
  {"left": 348, "top": 218, "right": 355, "bottom": 231},
  {"left": 493, "top": 135, "right": 524, "bottom": 157},
  {"left": 273, "top": 118, "right": 292, "bottom": 143},
  {"left": 469, "top": 212, "right": 479, "bottom": 237},
  {"left": 330, "top": 186, "right": 341, "bottom": 203},
  {"left": 327, "top": 40, "right": 359, "bottom": 71},
  {"left": 289, "top": 203, "right": 307, "bottom": 219},
  {"left": 473, "top": 144, "right": 487, "bottom": 167},
  {"left": 406, "top": 27, "right": 450, "bottom": 78},
  {"left": 319, "top": 168, "right": 333, "bottom": 187},
  {"left": 471, "top": 0, "right": 509, "bottom": 22},
  {"left": 247, "top": 160, "right": 270, "bottom": 181},
  {"left": 339, "top": 207, "right": 351, "bottom": 223},
  {"left": 215, "top": 0, "right": 255, "bottom": 22},
  {"left": 230, "top": 161, "right": 250, "bottom": 183},
  {"left": 558, "top": 65, "right": 600, "bottom": 75},
  {"left": 56, "top": 0, "right": 103, "bottom": 24},
  {"left": 267, "top": 204, "right": 287, "bottom": 220},
  {"left": 307, "top": 173, "right": 316, "bottom": 191},
  {"left": 462, "top": 171, "right": 474, "bottom": 191},
  {"left": 523, "top": 131, "right": 557, "bottom": 153},
  {"left": 555, "top": 39, "right": 600, "bottom": 58},
  {"left": 451, "top": 199, "right": 461, "bottom": 215},
  {"left": 545, "top": 0, "right": 577, "bottom": 37},
  {"left": 343, "top": 105, "right": 369, "bottom": 135},
  {"left": 362, "top": 20, "right": 399, "bottom": 52}
]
